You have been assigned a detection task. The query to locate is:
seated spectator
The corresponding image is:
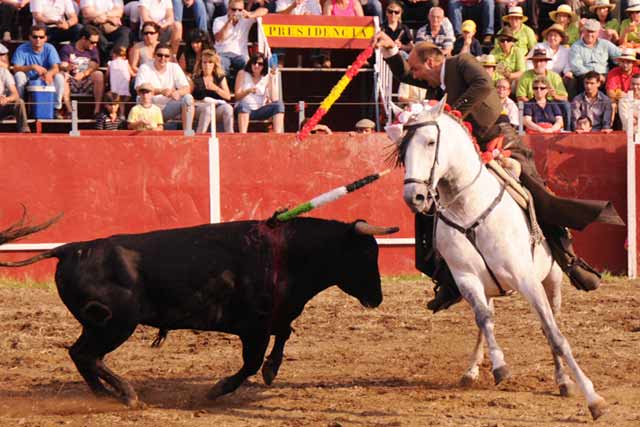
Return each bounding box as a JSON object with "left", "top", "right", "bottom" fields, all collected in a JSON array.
[
  {"left": 477, "top": 53, "right": 505, "bottom": 83},
  {"left": 569, "top": 19, "right": 621, "bottom": 90},
  {"left": 138, "top": 0, "right": 178, "bottom": 55},
  {"left": 415, "top": 7, "right": 454, "bottom": 56},
  {"left": 606, "top": 48, "right": 640, "bottom": 110},
  {"left": 398, "top": 82, "right": 427, "bottom": 107},
  {"left": 452, "top": 20, "right": 483, "bottom": 57},
  {"left": 620, "top": 0, "right": 640, "bottom": 48},
  {"left": 12, "top": 24, "right": 65, "bottom": 118},
  {"left": 448, "top": 0, "right": 494, "bottom": 44},
  {"left": 178, "top": 28, "right": 213, "bottom": 77},
  {"left": 322, "top": 0, "right": 364, "bottom": 17},
  {"left": 134, "top": 43, "right": 194, "bottom": 130},
  {"left": 490, "top": 27, "right": 526, "bottom": 83},
  {"left": 30, "top": 0, "right": 82, "bottom": 47},
  {"left": 276, "top": 0, "right": 322, "bottom": 15},
  {"left": 0, "top": 42, "right": 8, "bottom": 68},
  {"left": 127, "top": 82, "right": 163, "bottom": 130},
  {"left": 496, "top": 78, "right": 519, "bottom": 127},
  {"left": 354, "top": 118, "right": 375, "bottom": 133},
  {"left": 571, "top": 70, "right": 613, "bottom": 132},
  {"left": 523, "top": 76, "right": 564, "bottom": 133},
  {"left": 95, "top": 91, "right": 125, "bottom": 129},
  {"left": 549, "top": 4, "right": 580, "bottom": 45},
  {"left": 60, "top": 25, "right": 104, "bottom": 116},
  {"left": 107, "top": 45, "right": 133, "bottom": 116},
  {"left": 517, "top": 48, "right": 568, "bottom": 103},
  {"left": 619, "top": 73, "right": 640, "bottom": 130},
  {"left": 129, "top": 21, "right": 160, "bottom": 75},
  {"left": 381, "top": 1, "right": 414, "bottom": 59},
  {"left": 575, "top": 115, "right": 593, "bottom": 132},
  {"left": 495, "top": 6, "right": 537, "bottom": 53},
  {"left": 301, "top": 117, "right": 332, "bottom": 134},
  {"left": 529, "top": 24, "right": 575, "bottom": 98},
  {"left": 0, "top": 0, "right": 31, "bottom": 41},
  {"left": 0, "top": 47, "right": 30, "bottom": 133},
  {"left": 213, "top": 0, "right": 268, "bottom": 78},
  {"left": 193, "top": 48, "right": 233, "bottom": 133},
  {"left": 234, "top": 52, "right": 284, "bottom": 133},
  {"left": 80, "top": 0, "right": 132, "bottom": 65},
  {"left": 591, "top": 0, "right": 619, "bottom": 44}
]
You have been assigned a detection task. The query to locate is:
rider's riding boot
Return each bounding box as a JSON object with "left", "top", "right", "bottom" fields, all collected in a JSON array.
[
  {"left": 427, "top": 264, "right": 463, "bottom": 313},
  {"left": 545, "top": 225, "right": 601, "bottom": 291}
]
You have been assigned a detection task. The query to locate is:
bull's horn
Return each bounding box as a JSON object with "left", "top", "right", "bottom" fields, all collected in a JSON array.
[{"left": 354, "top": 221, "right": 400, "bottom": 236}]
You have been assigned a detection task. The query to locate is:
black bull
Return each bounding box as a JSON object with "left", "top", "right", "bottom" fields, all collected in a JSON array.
[{"left": 0, "top": 214, "right": 398, "bottom": 407}]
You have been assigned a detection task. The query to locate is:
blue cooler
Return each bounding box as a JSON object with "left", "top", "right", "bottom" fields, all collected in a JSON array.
[{"left": 27, "top": 81, "right": 56, "bottom": 119}]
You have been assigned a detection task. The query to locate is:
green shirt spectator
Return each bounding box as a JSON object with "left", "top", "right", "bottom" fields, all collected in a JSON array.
[
  {"left": 496, "top": 6, "right": 537, "bottom": 52},
  {"left": 517, "top": 69, "right": 567, "bottom": 100},
  {"left": 490, "top": 28, "right": 526, "bottom": 82}
]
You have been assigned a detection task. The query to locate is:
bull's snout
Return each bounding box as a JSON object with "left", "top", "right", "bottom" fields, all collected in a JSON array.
[{"left": 403, "top": 184, "right": 432, "bottom": 214}]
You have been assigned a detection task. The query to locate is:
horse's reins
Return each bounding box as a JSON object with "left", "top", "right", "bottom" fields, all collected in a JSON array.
[{"left": 402, "top": 119, "right": 508, "bottom": 296}]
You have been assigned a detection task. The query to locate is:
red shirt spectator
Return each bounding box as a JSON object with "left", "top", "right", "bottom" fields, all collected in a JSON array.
[{"left": 606, "top": 48, "right": 640, "bottom": 101}]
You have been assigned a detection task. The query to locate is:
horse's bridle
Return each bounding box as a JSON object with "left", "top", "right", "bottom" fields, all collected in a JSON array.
[{"left": 401, "top": 120, "right": 441, "bottom": 204}]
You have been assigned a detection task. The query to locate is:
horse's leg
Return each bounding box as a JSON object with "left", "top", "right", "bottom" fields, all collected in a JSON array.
[
  {"left": 542, "top": 262, "right": 576, "bottom": 397},
  {"left": 458, "top": 283, "right": 509, "bottom": 385},
  {"left": 519, "top": 280, "right": 606, "bottom": 420},
  {"left": 460, "top": 298, "right": 493, "bottom": 386}
]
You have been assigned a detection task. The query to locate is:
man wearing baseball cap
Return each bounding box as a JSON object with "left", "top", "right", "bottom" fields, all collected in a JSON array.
[
  {"left": 569, "top": 19, "right": 621, "bottom": 91},
  {"left": 453, "top": 20, "right": 483, "bottom": 56}
]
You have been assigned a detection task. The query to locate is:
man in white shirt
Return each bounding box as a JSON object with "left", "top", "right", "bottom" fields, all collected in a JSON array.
[
  {"left": 80, "top": 0, "right": 131, "bottom": 64},
  {"left": 30, "top": 0, "right": 81, "bottom": 46},
  {"left": 135, "top": 43, "right": 193, "bottom": 130},
  {"left": 213, "top": 0, "right": 268, "bottom": 76}
]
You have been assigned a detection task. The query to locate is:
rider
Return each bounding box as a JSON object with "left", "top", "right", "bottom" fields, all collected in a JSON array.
[{"left": 373, "top": 34, "right": 624, "bottom": 312}]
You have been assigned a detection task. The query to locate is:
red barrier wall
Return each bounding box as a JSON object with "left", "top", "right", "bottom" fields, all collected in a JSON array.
[{"left": 0, "top": 131, "right": 630, "bottom": 281}]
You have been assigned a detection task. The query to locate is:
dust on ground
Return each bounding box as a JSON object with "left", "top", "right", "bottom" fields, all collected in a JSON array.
[{"left": 0, "top": 276, "right": 638, "bottom": 427}]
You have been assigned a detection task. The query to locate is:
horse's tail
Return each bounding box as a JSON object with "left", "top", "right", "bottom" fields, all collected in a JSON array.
[{"left": 0, "top": 209, "right": 64, "bottom": 267}]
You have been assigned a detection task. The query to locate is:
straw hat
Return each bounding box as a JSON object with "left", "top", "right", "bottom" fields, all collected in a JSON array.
[
  {"left": 355, "top": 118, "right": 375, "bottom": 129},
  {"left": 589, "top": 0, "right": 615, "bottom": 13},
  {"left": 583, "top": 19, "right": 602, "bottom": 32},
  {"left": 477, "top": 54, "right": 498, "bottom": 67},
  {"left": 549, "top": 4, "right": 578, "bottom": 23},
  {"left": 615, "top": 47, "right": 638, "bottom": 63},
  {"left": 541, "top": 23, "right": 569, "bottom": 43},
  {"left": 627, "top": 0, "right": 640, "bottom": 12},
  {"left": 502, "top": 6, "right": 528, "bottom": 23}
]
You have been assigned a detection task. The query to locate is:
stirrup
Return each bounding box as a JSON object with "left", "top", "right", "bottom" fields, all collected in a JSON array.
[{"left": 567, "top": 258, "right": 601, "bottom": 292}]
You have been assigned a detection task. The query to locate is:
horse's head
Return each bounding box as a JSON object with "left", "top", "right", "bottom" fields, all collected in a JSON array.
[{"left": 388, "top": 96, "right": 449, "bottom": 214}]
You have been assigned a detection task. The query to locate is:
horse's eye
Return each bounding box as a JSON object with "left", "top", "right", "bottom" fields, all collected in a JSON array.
[{"left": 427, "top": 140, "right": 436, "bottom": 146}]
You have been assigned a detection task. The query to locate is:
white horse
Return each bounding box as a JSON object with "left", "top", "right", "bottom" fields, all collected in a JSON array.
[{"left": 392, "top": 97, "right": 606, "bottom": 420}]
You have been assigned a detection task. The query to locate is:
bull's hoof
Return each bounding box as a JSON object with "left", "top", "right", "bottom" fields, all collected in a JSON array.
[
  {"left": 261, "top": 364, "right": 276, "bottom": 386},
  {"left": 459, "top": 373, "right": 477, "bottom": 388},
  {"left": 559, "top": 381, "right": 577, "bottom": 398},
  {"left": 492, "top": 365, "right": 511, "bottom": 385},
  {"left": 589, "top": 397, "right": 607, "bottom": 420},
  {"left": 206, "top": 381, "right": 227, "bottom": 400}
]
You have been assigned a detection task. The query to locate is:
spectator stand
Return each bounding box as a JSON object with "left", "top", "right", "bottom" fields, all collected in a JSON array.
[{"left": 258, "top": 15, "right": 381, "bottom": 131}]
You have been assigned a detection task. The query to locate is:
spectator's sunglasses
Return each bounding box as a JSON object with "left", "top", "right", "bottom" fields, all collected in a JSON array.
[
  {"left": 31, "top": 34, "right": 46, "bottom": 39},
  {"left": 143, "top": 31, "right": 157, "bottom": 36},
  {"left": 88, "top": 39, "right": 99, "bottom": 45},
  {"left": 386, "top": 9, "right": 401, "bottom": 14},
  {"left": 230, "top": 7, "right": 243, "bottom": 11},
  {"left": 533, "top": 86, "right": 548, "bottom": 91},
  {"left": 156, "top": 53, "right": 171, "bottom": 58}
]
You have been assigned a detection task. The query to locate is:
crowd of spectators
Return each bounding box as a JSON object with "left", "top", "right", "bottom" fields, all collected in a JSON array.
[{"left": 2, "top": 0, "right": 640, "bottom": 134}]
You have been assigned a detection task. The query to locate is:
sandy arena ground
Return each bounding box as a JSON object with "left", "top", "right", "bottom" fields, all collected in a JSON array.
[{"left": 0, "top": 276, "right": 638, "bottom": 427}]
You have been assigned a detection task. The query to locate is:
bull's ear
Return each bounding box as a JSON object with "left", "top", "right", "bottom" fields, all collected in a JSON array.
[
  {"left": 354, "top": 220, "right": 400, "bottom": 236},
  {"left": 113, "top": 246, "right": 141, "bottom": 288}
]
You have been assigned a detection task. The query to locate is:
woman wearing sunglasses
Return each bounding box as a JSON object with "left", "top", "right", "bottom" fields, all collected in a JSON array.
[
  {"left": 381, "top": 0, "right": 413, "bottom": 59},
  {"left": 523, "top": 76, "right": 564, "bottom": 133},
  {"left": 234, "top": 52, "right": 284, "bottom": 133},
  {"left": 129, "top": 21, "right": 160, "bottom": 75}
]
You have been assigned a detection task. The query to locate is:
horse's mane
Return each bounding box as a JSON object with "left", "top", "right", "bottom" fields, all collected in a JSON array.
[{"left": 386, "top": 110, "right": 472, "bottom": 168}]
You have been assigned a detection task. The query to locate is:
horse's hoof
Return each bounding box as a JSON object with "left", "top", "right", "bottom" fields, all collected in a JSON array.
[
  {"left": 261, "top": 364, "right": 276, "bottom": 386},
  {"left": 559, "top": 382, "right": 577, "bottom": 398},
  {"left": 589, "top": 397, "right": 607, "bottom": 420},
  {"left": 492, "top": 365, "right": 511, "bottom": 385},
  {"left": 459, "top": 374, "right": 476, "bottom": 388}
]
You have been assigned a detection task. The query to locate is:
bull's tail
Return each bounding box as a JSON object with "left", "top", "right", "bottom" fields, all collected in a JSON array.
[{"left": 0, "top": 209, "right": 64, "bottom": 267}]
